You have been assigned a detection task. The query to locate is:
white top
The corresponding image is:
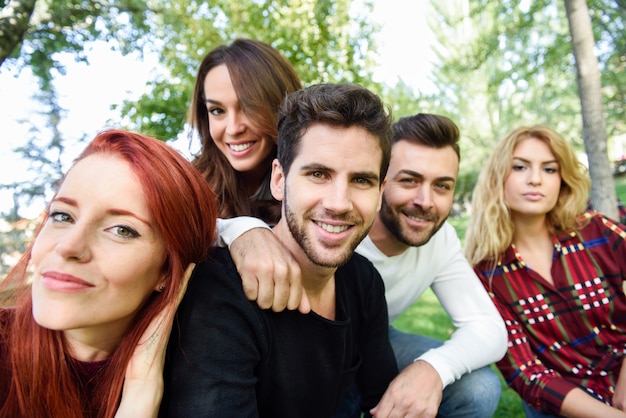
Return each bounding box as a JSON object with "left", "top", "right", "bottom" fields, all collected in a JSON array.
[
  {"left": 355, "top": 222, "right": 507, "bottom": 387},
  {"left": 218, "top": 217, "right": 507, "bottom": 388}
]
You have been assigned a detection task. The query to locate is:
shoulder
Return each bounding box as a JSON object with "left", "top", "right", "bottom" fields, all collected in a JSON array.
[
  {"left": 183, "top": 248, "right": 252, "bottom": 309},
  {"left": 434, "top": 221, "right": 462, "bottom": 245},
  {"left": 338, "top": 253, "right": 386, "bottom": 293},
  {"left": 192, "top": 248, "right": 238, "bottom": 282},
  {"left": 417, "top": 222, "right": 462, "bottom": 254},
  {"left": 572, "top": 210, "right": 626, "bottom": 241},
  {"left": 341, "top": 252, "right": 380, "bottom": 277}
]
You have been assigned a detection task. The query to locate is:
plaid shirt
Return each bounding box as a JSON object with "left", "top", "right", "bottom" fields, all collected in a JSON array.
[{"left": 475, "top": 211, "right": 626, "bottom": 415}]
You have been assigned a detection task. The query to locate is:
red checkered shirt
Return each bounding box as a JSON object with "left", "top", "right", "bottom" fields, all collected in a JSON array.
[{"left": 475, "top": 211, "right": 626, "bottom": 415}]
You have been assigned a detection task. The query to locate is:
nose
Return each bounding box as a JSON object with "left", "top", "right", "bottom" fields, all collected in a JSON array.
[
  {"left": 225, "top": 110, "right": 247, "bottom": 137},
  {"left": 322, "top": 180, "right": 353, "bottom": 214},
  {"left": 527, "top": 167, "right": 542, "bottom": 186},
  {"left": 54, "top": 223, "right": 90, "bottom": 262},
  {"left": 412, "top": 185, "right": 434, "bottom": 210}
]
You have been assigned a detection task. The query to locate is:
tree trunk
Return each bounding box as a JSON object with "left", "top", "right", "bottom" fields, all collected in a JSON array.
[
  {"left": 564, "top": 0, "right": 618, "bottom": 219},
  {"left": 0, "top": 0, "right": 36, "bottom": 67}
]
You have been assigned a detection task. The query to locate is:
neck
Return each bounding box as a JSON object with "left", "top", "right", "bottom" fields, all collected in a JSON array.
[
  {"left": 272, "top": 220, "right": 337, "bottom": 318},
  {"left": 368, "top": 215, "right": 409, "bottom": 257},
  {"left": 511, "top": 213, "right": 551, "bottom": 248},
  {"left": 240, "top": 155, "right": 274, "bottom": 196},
  {"left": 63, "top": 330, "right": 120, "bottom": 362}
]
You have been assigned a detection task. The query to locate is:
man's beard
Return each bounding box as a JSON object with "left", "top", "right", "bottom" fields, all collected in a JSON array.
[
  {"left": 284, "top": 195, "right": 369, "bottom": 268},
  {"left": 378, "top": 196, "right": 447, "bottom": 248}
]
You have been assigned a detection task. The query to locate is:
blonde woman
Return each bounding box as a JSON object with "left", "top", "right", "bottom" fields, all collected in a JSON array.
[{"left": 465, "top": 125, "right": 626, "bottom": 418}]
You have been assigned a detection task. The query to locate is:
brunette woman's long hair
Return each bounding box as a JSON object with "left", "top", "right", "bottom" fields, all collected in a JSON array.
[
  {"left": 0, "top": 129, "right": 218, "bottom": 418},
  {"left": 189, "top": 38, "right": 302, "bottom": 223}
]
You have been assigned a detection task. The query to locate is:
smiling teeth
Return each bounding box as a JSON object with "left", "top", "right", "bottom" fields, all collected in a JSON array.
[
  {"left": 230, "top": 142, "right": 253, "bottom": 152},
  {"left": 408, "top": 215, "right": 428, "bottom": 222},
  {"left": 317, "top": 222, "right": 349, "bottom": 233}
]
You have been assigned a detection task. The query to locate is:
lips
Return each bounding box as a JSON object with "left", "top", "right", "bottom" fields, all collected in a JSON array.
[
  {"left": 523, "top": 192, "right": 544, "bottom": 201},
  {"left": 228, "top": 142, "right": 254, "bottom": 152},
  {"left": 407, "top": 214, "right": 432, "bottom": 223},
  {"left": 40, "top": 271, "right": 94, "bottom": 291},
  {"left": 404, "top": 209, "right": 436, "bottom": 223},
  {"left": 315, "top": 221, "right": 351, "bottom": 233}
]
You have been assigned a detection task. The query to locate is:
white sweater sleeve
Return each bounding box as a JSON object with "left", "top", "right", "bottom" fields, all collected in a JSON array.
[
  {"left": 215, "top": 217, "right": 271, "bottom": 248},
  {"left": 416, "top": 225, "right": 507, "bottom": 388}
]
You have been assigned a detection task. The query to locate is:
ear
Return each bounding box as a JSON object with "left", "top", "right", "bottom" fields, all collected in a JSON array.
[
  {"left": 376, "top": 178, "right": 386, "bottom": 212},
  {"left": 154, "top": 273, "right": 168, "bottom": 292},
  {"left": 270, "top": 158, "right": 285, "bottom": 201}
]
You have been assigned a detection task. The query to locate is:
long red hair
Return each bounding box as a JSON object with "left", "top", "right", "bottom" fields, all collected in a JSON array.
[{"left": 0, "top": 129, "right": 218, "bottom": 417}]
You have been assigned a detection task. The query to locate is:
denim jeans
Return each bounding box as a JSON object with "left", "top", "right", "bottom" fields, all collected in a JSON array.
[{"left": 334, "top": 326, "right": 502, "bottom": 417}]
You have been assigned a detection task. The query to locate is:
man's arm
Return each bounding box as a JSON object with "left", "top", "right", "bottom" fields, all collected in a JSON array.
[
  {"left": 419, "top": 225, "right": 507, "bottom": 387},
  {"left": 372, "top": 224, "right": 507, "bottom": 417},
  {"left": 218, "top": 217, "right": 309, "bottom": 313}
]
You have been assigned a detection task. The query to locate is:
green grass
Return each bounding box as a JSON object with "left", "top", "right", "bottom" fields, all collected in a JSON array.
[{"left": 392, "top": 177, "right": 626, "bottom": 417}]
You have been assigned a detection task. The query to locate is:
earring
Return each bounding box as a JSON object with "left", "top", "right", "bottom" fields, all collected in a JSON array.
[{"left": 159, "top": 285, "right": 166, "bottom": 292}]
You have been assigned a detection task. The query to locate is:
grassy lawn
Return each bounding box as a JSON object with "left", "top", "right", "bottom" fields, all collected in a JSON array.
[{"left": 392, "top": 175, "right": 626, "bottom": 417}]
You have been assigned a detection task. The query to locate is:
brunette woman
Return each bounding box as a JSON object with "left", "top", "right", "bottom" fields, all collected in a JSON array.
[{"left": 190, "top": 38, "right": 302, "bottom": 224}]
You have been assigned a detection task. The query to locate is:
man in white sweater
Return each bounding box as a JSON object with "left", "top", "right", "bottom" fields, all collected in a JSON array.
[{"left": 221, "top": 114, "right": 507, "bottom": 417}]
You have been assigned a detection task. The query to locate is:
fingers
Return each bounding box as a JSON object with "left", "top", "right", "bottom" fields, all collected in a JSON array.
[
  {"left": 297, "top": 291, "right": 311, "bottom": 314},
  {"left": 240, "top": 261, "right": 304, "bottom": 312},
  {"left": 230, "top": 227, "right": 305, "bottom": 312},
  {"left": 177, "top": 263, "right": 195, "bottom": 305}
]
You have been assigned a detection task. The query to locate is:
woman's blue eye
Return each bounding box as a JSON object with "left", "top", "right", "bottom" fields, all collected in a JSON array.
[{"left": 50, "top": 211, "right": 73, "bottom": 223}]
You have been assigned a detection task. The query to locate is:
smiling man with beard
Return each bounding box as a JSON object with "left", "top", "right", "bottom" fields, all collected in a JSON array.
[
  {"left": 160, "top": 83, "right": 398, "bottom": 418},
  {"left": 350, "top": 114, "right": 507, "bottom": 418}
]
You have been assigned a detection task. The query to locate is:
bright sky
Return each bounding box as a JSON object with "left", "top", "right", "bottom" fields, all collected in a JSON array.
[{"left": 0, "top": 0, "right": 435, "bottom": 218}]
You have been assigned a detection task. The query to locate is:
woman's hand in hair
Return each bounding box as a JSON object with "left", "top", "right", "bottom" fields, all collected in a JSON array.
[{"left": 115, "top": 263, "right": 195, "bottom": 418}]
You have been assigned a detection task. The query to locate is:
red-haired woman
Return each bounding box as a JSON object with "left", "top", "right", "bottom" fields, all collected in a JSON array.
[{"left": 0, "top": 129, "right": 218, "bottom": 417}]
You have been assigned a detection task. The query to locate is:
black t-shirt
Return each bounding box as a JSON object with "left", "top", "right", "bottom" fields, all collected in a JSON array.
[{"left": 161, "top": 247, "right": 397, "bottom": 417}]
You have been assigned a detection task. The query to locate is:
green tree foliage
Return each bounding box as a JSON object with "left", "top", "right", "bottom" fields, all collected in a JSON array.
[
  {"left": 116, "top": 0, "right": 380, "bottom": 141},
  {"left": 0, "top": 0, "right": 380, "bottom": 216},
  {"left": 1, "top": 0, "right": 155, "bottom": 218},
  {"left": 427, "top": 0, "right": 625, "bottom": 207},
  {"left": 1, "top": 0, "right": 153, "bottom": 89}
]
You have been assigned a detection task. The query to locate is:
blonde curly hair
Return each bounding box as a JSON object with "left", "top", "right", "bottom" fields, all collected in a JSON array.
[{"left": 465, "top": 124, "right": 590, "bottom": 267}]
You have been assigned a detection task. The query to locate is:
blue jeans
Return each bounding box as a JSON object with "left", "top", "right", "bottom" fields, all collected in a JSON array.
[{"left": 334, "top": 327, "right": 502, "bottom": 417}]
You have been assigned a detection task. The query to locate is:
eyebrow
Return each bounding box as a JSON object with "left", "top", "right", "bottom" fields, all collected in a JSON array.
[
  {"left": 300, "top": 163, "right": 380, "bottom": 183},
  {"left": 396, "top": 169, "right": 456, "bottom": 184},
  {"left": 512, "top": 156, "right": 559, "bottom": 165},
  {"left": 53, "top": 196, "right": 152, "bottom": 226},
  {"left": 205, "top": 98, "right": 222, "bottom": 105}
]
